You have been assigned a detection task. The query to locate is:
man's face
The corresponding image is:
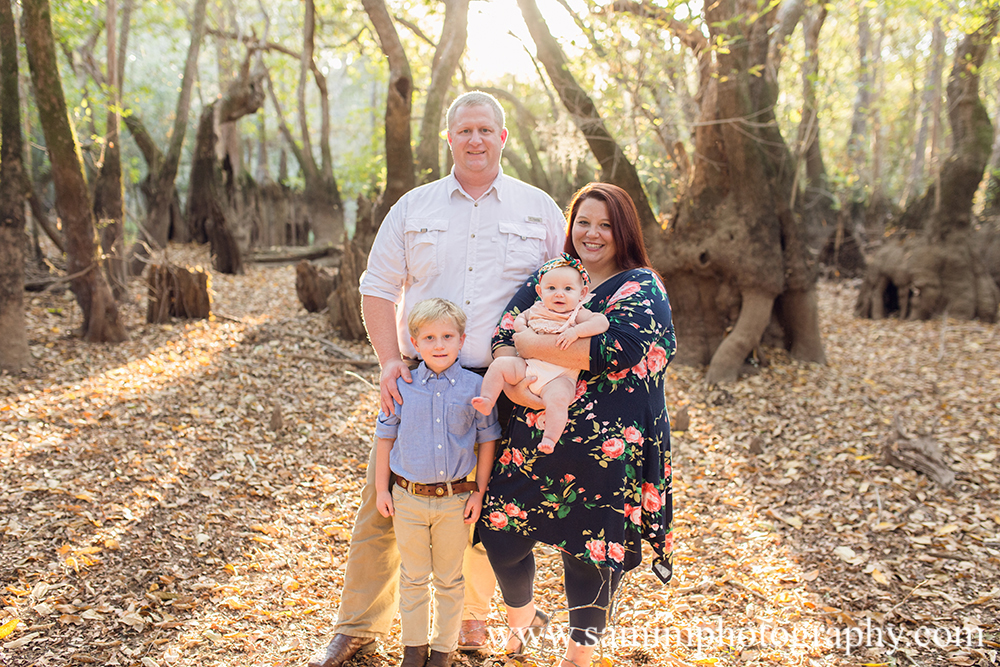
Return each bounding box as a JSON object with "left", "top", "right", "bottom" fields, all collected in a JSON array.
[{"left": 447, "top": 104, "right": 508, "bottom": 181}]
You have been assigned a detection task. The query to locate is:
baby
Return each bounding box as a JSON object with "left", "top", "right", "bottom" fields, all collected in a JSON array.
[{"left": 473, "top": 254, "right": 609, "bottom": 452}]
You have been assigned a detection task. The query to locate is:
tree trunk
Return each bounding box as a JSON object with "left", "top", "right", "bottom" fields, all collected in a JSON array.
[
  {"left": 185, "top": 60, "right": 264, "bottom": 273},
  {"left": 23, "top": 0, "right": 126, "bottom": 342},
  {"left": 517, "top": 0, "right": 659, "bottom": 244},
  {"left": 260, "top": 0, "right": 344, "bottom": 244},
  {"left": 363, "top": 0, "right": 415, "bottom": 226},
  {"left": 415, "top": 0, "right": 469, "bottom": 184},
  {"left": 846, "top": 0, "right": 871, "bottom": 204},
  {"left": 91, "top": 0, "right": 127, "bottom": 300},
  {"left": 983, "top": 84, "right": 1000, "bottom": 217},
  {"left": 901, "top": 18, "right": 944, "bottom": 209},
  {"left": 656, "top": 0, "right": 824, "bottom": 382},
  {"left": 126, "top": 0, "right": 208, "bottom": 274},
  {"left": 867, "top": 6, "right": 888, "bottom": 220},
  {"left": 295, "top": 260, "right": 334, "bottom": 312},
  {"left": 857, "top": 12, "right": 1000, "bottom": 323},
  {"left": 327, "top": 239, "right": 367, "bottom": 340},
  {"left": 146, "top": 264, "right": 211, "bottom": 323},
  {"left": 800, "top": 4, "right": 865, "bottom": 277},
  {"left": 0, "top": 0, "right": 31, "bottom": 371},
  {"left": 188, "top": 105, "right": 243, "bottom": 274}
]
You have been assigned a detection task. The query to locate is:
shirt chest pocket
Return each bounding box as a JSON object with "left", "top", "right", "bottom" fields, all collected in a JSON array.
[
  {"left": 447, "top": 404, "right": 476, "bottom": 437},
  {"left": 498, "top": 220, "right": 547, "bottom": 281},
  {"left": 404, "top": 218, "right": 449, "bottom": 280}
]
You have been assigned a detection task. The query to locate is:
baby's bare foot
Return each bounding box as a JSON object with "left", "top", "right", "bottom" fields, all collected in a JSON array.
[
  {"left": 538, "top": 437, "right": 556, "bottom": 454},
  {"left": 471, "top": 396, "right": 493, "bottom": 415}
]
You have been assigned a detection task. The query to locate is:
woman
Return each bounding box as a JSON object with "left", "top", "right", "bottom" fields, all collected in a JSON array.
[{"left": 479, "top": 183, "right": 675, "bottom": 667}]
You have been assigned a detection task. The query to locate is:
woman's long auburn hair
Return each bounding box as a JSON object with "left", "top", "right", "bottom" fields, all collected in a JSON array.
[{"left": 563, "top": 182, "right": 653, "bottom": 272}]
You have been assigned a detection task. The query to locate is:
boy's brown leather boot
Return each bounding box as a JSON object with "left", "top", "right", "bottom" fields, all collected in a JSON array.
[
  {"left": 425, "top": 650, "right": 451, "bottom": 667},
  {"left": 399, "top": 644, "right": 429, "bottom": 667}
]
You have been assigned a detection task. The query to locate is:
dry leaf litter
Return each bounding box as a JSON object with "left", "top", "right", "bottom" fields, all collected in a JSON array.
[{"left": 1, "top": 245, "right": 998, "bottom": 667}]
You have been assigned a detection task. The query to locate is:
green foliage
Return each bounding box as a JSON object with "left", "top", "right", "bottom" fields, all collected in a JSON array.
[{"left": 19, "top": 0, "right": 1000, "bottom": 234}]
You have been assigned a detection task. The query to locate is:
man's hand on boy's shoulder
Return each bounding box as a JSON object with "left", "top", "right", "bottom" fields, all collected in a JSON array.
[{"left": 379, "top": 357, "right": 412, "bottom": 415}]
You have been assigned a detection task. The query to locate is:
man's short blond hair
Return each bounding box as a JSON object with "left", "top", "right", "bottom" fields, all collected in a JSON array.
[
  {"left": 407, "top": 298, "right": 468, "bottom": 338},
  {"left": 447, "top": 91, "right": 505, "bottom": 131}
]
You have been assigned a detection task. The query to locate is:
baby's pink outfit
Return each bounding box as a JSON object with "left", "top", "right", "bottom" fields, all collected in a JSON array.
[{"left": 522, "top": 300, "right": 585, "bottom": 394}]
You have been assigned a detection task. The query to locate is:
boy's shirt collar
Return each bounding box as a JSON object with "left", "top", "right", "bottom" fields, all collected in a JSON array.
[{"left": 415, "top": 360, "right": 463, "bottom": 385}]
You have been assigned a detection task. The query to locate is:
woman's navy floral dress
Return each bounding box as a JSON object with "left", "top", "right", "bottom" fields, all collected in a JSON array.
[{"left": 480, "top": 267, "right": 675, "bottom": 582}]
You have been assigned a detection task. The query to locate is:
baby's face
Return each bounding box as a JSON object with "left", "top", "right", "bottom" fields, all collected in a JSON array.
[{"left": 537, "top": 266, "right": 586, "bottom": 313}]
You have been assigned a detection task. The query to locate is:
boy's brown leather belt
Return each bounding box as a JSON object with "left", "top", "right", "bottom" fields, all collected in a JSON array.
[{"left": 395, "top": 476, "right": 478, "bottom": 497}]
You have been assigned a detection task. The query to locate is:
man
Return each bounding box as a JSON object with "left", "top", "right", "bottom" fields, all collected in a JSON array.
[{"left": 308, "top": 91, "right": 566, "bottom": 667}]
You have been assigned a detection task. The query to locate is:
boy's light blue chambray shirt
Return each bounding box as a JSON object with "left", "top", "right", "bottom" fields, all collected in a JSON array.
[{"left": 375, "top": 361, "right": 501, "bottom": 485}]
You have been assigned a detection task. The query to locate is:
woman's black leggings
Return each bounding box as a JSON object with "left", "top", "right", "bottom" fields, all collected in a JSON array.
[{"left": 479, "top": 528, "right": 622, "bottom": 646}]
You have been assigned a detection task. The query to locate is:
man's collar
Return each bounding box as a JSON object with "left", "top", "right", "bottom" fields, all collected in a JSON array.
[{"left": 448, "top": 168, "right": 505, "bottom": 201}]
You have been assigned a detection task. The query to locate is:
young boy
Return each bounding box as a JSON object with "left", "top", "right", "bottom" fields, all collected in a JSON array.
[
  {"left": 472, "top": 254, "right": 608, "bottom": 453},
  {"left": 374, "top": 298, "right": 500, "bottom": 667}
]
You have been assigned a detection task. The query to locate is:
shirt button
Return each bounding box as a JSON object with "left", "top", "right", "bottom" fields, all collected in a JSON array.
[
  {"left": 471, "top": 234, "right": 476, "bottom": 238},
  {"left": 436, "top": 418, "right": 441, "bottom": 423},
  {"left": 474, "top": 203, "right": 479, "bottom": 207},
  {"left": 440, "top": 471, "right": 445, "bottom": 475},
  {"left": 465, "top": 300, "right": 470, "bottom": 305},
  {"left": 438, "top": 445, "right": 442, "bottom": 449},
  {"left": 468, "top": 267, "right": 473, "bottom": 271}
]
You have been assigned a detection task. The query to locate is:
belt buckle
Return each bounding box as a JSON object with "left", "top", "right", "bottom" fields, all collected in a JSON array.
[{"left": 435, "top": 486, "right": 444, "bottom": 496}]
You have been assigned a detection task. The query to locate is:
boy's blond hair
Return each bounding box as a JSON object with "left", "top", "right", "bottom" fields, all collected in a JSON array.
[{"left": 407, "top": 298, "right": 467, "bottom": 338}]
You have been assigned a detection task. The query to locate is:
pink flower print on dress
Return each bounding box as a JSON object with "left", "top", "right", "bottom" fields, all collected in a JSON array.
[
  {"left": 601, "top": 438, "right": 625, "bottom": 459},
  {"left": 624, "top": 426, "right": 643, "bottom": 444},
  {"left": 585, "top": 539, "right": 607, "bottom": 562},
  {"left": 641, "top": 482, "right": 662, "bottom": 512},
  {"left": 646, "top": 344, "right": 668, "bottom": 373}
]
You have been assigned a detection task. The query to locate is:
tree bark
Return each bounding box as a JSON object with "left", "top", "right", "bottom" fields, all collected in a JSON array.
[
  {"left": 295, "top": 260, "right": 333, "bottom": 312},
  {"left": 901, "top": 18, "right": 944, "bottom": 209},
  {"left": 857, "top": 12, "right": 1000, "bottom": 323},
  {"left": 185, "top": 61, "right": 264, "bottom": 274},
  {"left": 146, "top": 264, "right": 211, "bottom": 323},
  {"left": 653, "top": 0, "right": 824, "bottom": 382},
  {"left": 188, "top": 105, "right": 243, "bottom": 274},
  {"left": 0, "top": 0, "right": 31, "bottom": 371},
  {"left": 23, "top": 0, "right": 126, "bottom": 342},
  {"left": 983, "top": 83, "right": 1000, "bottom": 217},
  {"left": 257, "top": 0, "right": 344, "bottom": 245},
  {"left": 800, "top": 3, "right": 865, "bottom": 277},
  {"left": 91, "top": 0, "right": 127, "bottom": 300},
  {"left": 846, "top": 0, "right": 871, "bottom": 202},
  {"left": 126, "top": 0, "right": 208, "bottom": 274},
  {"left": 415, "top": 0, "right": 469, "bottom": 184},
  {"left": 363, "top": 0, "right": 416, "bottom": 225}
]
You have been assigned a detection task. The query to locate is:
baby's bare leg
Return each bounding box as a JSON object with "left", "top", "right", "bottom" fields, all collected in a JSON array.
[
  {"left": 472, "top": 357, "right": 528, "bottom": 415},
  {"left": 537, "top": 376, "right": 577, "bottom": 450}
]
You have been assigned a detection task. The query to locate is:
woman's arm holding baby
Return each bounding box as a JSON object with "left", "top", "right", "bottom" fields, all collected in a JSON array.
[{"left": 512, "top": 328, "right": 591, "bottom": 370}]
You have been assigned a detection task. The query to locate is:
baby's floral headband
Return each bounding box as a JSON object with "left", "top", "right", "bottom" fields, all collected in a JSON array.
[{"left": 537, "top": 253, "right": 590, "bottom": 288}]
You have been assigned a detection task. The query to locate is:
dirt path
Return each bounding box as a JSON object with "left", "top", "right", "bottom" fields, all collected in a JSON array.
[{"left": 2, "top": 246, "right": 998, "bottom": 667}]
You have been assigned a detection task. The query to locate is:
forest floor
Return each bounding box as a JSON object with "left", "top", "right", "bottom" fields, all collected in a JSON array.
[{"left": 1, "top": 244, "right": 998, "bottom": 667}]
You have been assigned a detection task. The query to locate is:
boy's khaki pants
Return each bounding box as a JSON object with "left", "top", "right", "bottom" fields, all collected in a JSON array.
[
  {"left": 332, "top": 441, "right": 496, "bottom": 639},
  {"left": 391, "top": 485, "right": 468, "bottom": 651}
]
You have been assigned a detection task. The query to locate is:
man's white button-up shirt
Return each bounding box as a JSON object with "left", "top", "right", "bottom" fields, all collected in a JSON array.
[{"left": 359, "top": 170, "right": 566, "bottom": 369}]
